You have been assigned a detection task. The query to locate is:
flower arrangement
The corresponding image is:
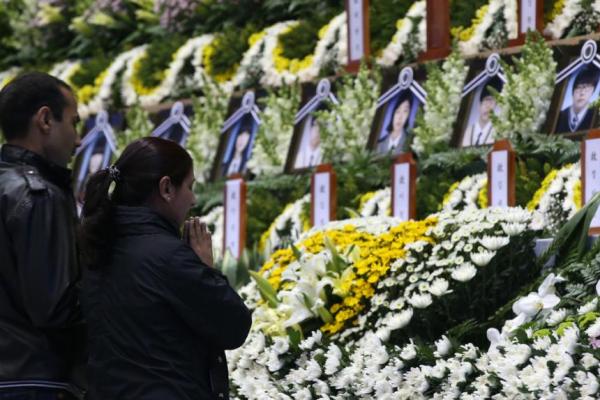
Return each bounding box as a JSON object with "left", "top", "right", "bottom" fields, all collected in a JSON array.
[
  {"left": 528, "top": 163, "right": 581, "bottom": 234},
  {"left": 412, "top": 50, "right": 468, "bottom": 156},
  {"left": 246, "top": 84, "right": 300, "bottom": 177},
  {"left": 48, "top": 60, "right": 81, "bottom": 86},
  {"left": 0, "top": 67, "right": 21, "bottom": 90},
  {"left": 78, "top": 45, "right": 146, "bottom": 119},
  {"left": 315, "top": 64, "right": 381, "bottom": 164},
  {"left": 375, "top": 0, "right": 426, "bottom": 67},
  {"left": 545, "top": 0, "right": 587, "bottom": 39},
  {"left": 258, "top": 194, "right": 311, "bottom": 259},
  {"left": 440, "top": 173, "right": 488, "bottom": 213},
  {"left": 228, "top": 206, "right": 541, "bottom": 398},
  {"left": 257, "top": 12, "right": 347, "bottom": 87},
  {"left": 452, "top": 0, "right": 518, "bottom": 56},
  {"left": 491, "top": 33, "right": 557, "bottom": 142},
  {"left": 358, "top": 187, "right": 391, "bottom": 217},
  {"left": 186, "top": 77, "right": 230, "bottom": 183},
  {"left": 121, "top": 34, "right": 213, "bottom": 107}
]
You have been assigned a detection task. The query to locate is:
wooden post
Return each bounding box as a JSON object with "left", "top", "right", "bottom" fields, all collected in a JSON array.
[
  {"left": 223, "top": 175, "right": 247, "bottom": 258},
  {"left": 391, "top": 153, "right": 417, "bottom": 221},
  {"left": 582, "top": 130, "right": 600, "bottom": 234},
  {"left": 419, "top": 0, "right": 451, "bottom": 62},
  {"left": 508, "top": 0, "right": 545, "bottom": 47},
  {"left": 345, "top": 0, "right": 370, "bottom": 73},
  {"left": 487, "top": 139, "right": 516, "bottom": 207},
  {"left": 311, "top": 164, "right": 337, "bottom": 227}
]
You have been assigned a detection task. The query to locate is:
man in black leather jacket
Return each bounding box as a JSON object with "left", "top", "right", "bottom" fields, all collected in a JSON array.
[{"left": 0, "top": 73, "right": 85, "bottom": 399}]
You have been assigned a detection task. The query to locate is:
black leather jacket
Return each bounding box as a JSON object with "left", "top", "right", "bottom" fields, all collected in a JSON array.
[
  {"left": 82, "top": 206, "right": 251, "bottom": 400},
  {"left": 0, "top": 145, "right": 85, "bottom": 396}
]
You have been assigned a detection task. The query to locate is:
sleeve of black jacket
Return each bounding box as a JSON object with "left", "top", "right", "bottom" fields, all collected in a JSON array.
[
  {"left": 156, "top": 244, "right": 252, "bottom": 350},
  {"left": 6, "top": 181, "right": 81, "bottom": 329}
]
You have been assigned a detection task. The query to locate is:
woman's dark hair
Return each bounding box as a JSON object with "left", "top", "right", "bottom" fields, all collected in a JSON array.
[
  {"left": 386, "top": 91, "right": 412, "bottom": 133},
  {"left": 79, "top": 137, "right": 193, "bottom": 268}
]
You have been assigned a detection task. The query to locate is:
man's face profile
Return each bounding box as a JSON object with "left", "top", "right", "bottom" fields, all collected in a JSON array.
[{"left": 573, "top": 81, "right": 595, "bottom": 113}]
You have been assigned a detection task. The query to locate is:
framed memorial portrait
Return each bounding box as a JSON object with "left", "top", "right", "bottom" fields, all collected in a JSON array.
[
  {"left": 368, "top": 67, "right": 426, "bottom": 157},
  {"left": 150, "top": 101, "right": 193, "bottom": 146},
  {"left": 285, "top": 79, "right": 339, "bottom": 173},
  {"left": 453, "top": 53, "right": 507, "bottom": 148},
  {"left": 73, "top": 110, "right": 123, "bottom": 201},
  {"left": 545, "top": 40, "right": 600, "bottom": 138},
  {"left": 210, "top": 91, "right": 261, "bottom": 181}
]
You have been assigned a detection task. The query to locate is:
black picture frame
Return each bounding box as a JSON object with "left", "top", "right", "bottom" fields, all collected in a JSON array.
[
  {"left": 210, "top": 91, "right": 262, "bottom": 181},
  {"left": 285, "top": 78, "right": 339, "bottom": 173},
  {"left": 453, "top": 53, "right": 508, "bottom": 148},
  {"left": 368, "top": 66, "right": 427, "bottom": 157},
  {"left": 545, "top": 39, "right": 600, "bottom": 139}
]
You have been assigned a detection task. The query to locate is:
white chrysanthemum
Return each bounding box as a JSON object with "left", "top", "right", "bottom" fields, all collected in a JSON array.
[
  {"left": 451, "top": 263, "right": 477, "bottom": 282},
  {"left": 471, "top": 250, "right": 496, "bottom": 267}
]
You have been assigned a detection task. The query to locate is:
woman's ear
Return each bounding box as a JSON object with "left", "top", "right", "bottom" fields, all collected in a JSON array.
[{"left": 158, "top": 176, "right": 173, "bottom": 202}]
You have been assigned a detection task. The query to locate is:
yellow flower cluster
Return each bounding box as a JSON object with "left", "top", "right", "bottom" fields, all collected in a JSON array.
[
  {"left": 321, "top": 217, "right": 438, "bottom": 335},
  {"left": 573, "top": 179, "right": 582, "bottom": 210},
  {"left": 202, "top": 37, "right": 239, "bottom": 83},
  {"left": 358, "top": 191, "right": 376, "bottom": 212},
  {"left": 478, "top": 179, "right": 488, "bottom": 209},
  {"left": 258, "top": 247, "right": 296, "bottom": 291},
  {"left": 130, "top": 52, "right": 167, "bottom": 96},
  {"left": 273, "top": 24, "right": 315, "bottom": 74},
  {"left": 441, "top": 181, "right": 461, "bottom": 209},
  {"left": 76, "top": 69, "right": 108, "bottom": 105},
  {"left": 450, "top": 4, "right": 489, "bottom": 42},
  {"left": 526, "top": 168, "right": 561, "bottom": 210},
  {"left": 547, "top": 0, "right": 566, "bottom": 22}
]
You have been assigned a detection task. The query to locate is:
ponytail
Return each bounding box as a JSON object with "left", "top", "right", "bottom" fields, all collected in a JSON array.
[
  {"left": 78, "top": 137, "right": 193, "bottom": 268},
  {"left": 79, "top": 168, "right": 116, "bottom": 268}
]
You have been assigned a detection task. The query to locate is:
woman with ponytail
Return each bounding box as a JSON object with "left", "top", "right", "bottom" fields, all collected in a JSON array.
[{"left": 79, "top": 137, "right": 251, "bottom": 400}]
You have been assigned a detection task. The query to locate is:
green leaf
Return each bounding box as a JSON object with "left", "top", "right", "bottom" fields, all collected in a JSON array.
[{"left": 249, "top": 270, "right": 280, "bottom": 308}]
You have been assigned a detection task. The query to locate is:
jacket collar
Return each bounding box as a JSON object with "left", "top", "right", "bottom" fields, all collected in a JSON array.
[
  {"left": 0, "top": 144, "right": 72, "bottom": 190},
  {"left": 115, "top": 206, "right": 180, "bottom": 238}
]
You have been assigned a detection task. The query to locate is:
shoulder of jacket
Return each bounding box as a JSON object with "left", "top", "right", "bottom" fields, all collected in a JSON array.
[{"left": 17, "top": 166, "right": 47, "bottom": 192}]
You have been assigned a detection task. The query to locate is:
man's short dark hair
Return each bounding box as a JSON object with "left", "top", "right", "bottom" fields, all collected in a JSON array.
[
  {"left": 574, "top": 67, "right": 600, "bottom": 90},
  {"left": 0, "top": 72, "right": 72, "bottom": 141}
]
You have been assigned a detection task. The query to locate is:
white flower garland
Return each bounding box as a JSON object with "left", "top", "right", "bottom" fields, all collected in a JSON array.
[
  {"left": 376, "top": 1, "right": 426, "bottom": 67},
  {"left": 529, "top": 163, "right": 581, "bottom": 233},
  {"left": 229, "top": 21, "right": 296, "bottom": 90},
  {"left": 440, "top": 173, "right": 487, "bottom": 213},
  {"left": 359, "top": 187, "right": 391, "bottom": 217},
  {"left": 122, "top": 34, "right": 214, "bottom": 107},
  {"left": 260, "top": 194, "right": 310, "bottom": 258},
  {"left": 258, "top": 13, "right": 347, "bottom": 87},
  {"left": 48, "top": 60, "right": 81, "bottom": 86},
  {"left": 459, "top": 0, "right": 518, "bottom": 56},
  {"left": 80, "top": 45, "right": 146, "bottom": 119},
  {"left": 199, "top": 206, "right": 224, "bottom": 261},
  {"left": 545, "top": 0, "right": 584, "bottom": 39}
]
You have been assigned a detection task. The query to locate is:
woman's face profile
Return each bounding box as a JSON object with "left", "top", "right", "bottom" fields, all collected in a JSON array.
[{"left": 392, "top": 99, "right": 411, "bottom": 133}]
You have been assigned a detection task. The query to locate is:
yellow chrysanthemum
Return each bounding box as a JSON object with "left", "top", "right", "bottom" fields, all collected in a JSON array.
[{"left": 478, "top": 179, "right": 488, "bottom": 209}]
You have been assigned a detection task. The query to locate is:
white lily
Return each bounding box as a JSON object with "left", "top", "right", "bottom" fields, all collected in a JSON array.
[{"left": 512, "top": 292, "right": 560, "bottom": 317}]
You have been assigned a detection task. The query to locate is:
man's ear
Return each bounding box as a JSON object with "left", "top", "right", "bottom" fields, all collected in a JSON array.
[
  {"left": 34, "top": 106, "right": 52, "bottom": 135},
  {"left": 158, "top": 176, "right": 173, "bottom": 202}
]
